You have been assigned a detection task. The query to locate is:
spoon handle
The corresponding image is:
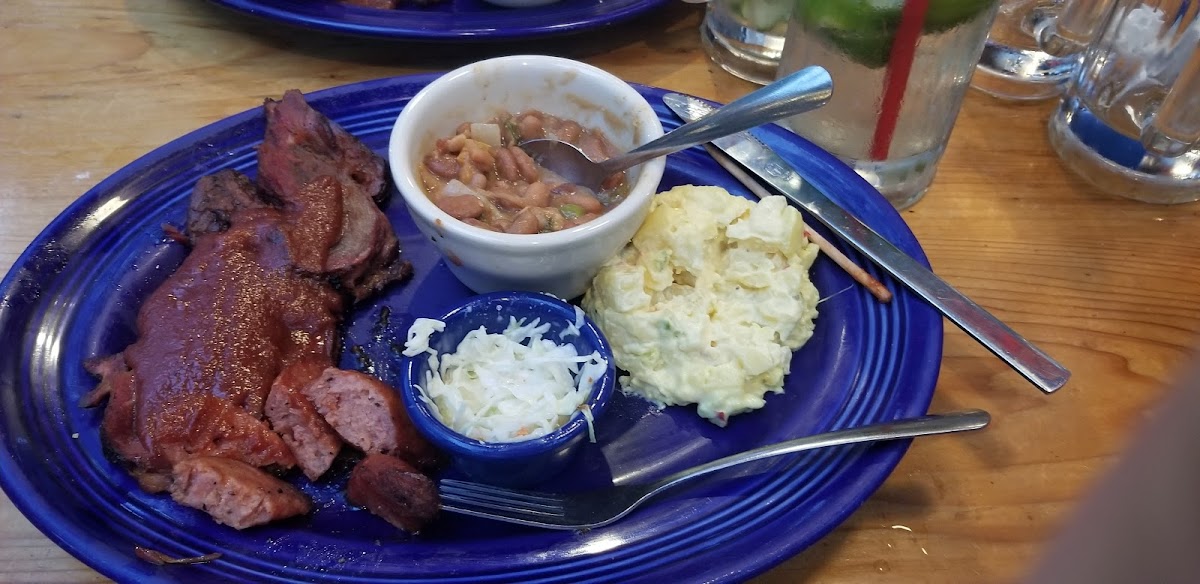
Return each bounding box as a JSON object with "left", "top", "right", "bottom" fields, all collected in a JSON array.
[
  {"left": 646, "top": 409, "right": 991, "bottom": 495},
  {"left": 600, "top": 65, "right": 833, "bottom": 174}
]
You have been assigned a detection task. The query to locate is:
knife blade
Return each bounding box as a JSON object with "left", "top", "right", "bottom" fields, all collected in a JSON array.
[{"left": 663, "top": 92, "right": 1070, "bottom": 394}]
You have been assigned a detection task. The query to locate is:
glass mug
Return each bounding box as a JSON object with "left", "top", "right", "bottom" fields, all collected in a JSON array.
[
  {"left": 971, "top": 0, "right": 1108, "bottom": 100},
  {"left": 700, "top": 0, "right": 794, "bottom": 85},
  {"left": 776, "top": 0, "right": 1002, "bottom": 209},
  {"left": 1048, "top": 0, "right": 1200, "bottom": 204}
]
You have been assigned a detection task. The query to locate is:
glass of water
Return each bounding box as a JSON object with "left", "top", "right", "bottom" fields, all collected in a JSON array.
[
  {"left": 777, "top": 0, "right": 1001, "bottom": 209},
  {"left": 701, "top": 0, "right": 794, "bottom": 85},
  {"left": 1048, "top": 0, "right": 1200, "bottom": 204}
]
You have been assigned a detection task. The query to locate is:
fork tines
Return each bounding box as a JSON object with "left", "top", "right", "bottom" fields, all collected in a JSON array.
[{"left": 438, "top": 479, "right": 567, "bottom": 517}]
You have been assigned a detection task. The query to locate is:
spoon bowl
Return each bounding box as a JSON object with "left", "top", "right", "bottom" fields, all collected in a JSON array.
[{"left": 520, "top": 65, "right": 834, "bottom": 192}]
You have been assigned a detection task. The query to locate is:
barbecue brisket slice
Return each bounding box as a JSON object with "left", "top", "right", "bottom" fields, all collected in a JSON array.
[
  {"left": 258, "top": 90, "right": 407, "bottom": 301},
  {"left": 186, "top": 169, "right": 279, "bottom": 238}
]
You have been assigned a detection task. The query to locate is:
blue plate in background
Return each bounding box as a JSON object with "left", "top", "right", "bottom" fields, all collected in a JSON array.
[
  {"left": 205, "top": 0, "right": 672, "bottom": 41},
  {"left": 0, "top": 74, "right": 941, "bottom": 583}
]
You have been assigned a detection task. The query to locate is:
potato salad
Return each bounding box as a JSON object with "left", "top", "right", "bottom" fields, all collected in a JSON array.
[{"left": 582, "top": 185, "right": 820, "bottom": 426}]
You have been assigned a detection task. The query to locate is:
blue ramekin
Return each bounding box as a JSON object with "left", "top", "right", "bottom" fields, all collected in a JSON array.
[{"left": 399, "top": 291, "right": 616, "bottom": 487}]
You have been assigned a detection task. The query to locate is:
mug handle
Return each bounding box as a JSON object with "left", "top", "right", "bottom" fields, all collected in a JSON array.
[{"left": 1035, "top": 0, "right": 1115, "bottom": 57}]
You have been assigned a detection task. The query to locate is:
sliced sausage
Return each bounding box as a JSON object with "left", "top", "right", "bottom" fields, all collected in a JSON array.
[
  {"left": 347, "top": 453, "right": 440, "bottom": 533},
  {"left": 169, "top": 457, "right": 312, "bottom": 530},
  {"left": 265, "top": 361, "right": 343, "bottom": 481},
  {"left": 301, "top": 368, "right": 442, "bottom": 470}
]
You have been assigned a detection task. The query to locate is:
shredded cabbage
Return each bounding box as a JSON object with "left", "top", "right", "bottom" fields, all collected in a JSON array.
[
  {"left": 404, "top": 316, "right": 606, "bottom": 443},
  {"left": 559, "top": 305, "right": 585, "bottom": 340}
]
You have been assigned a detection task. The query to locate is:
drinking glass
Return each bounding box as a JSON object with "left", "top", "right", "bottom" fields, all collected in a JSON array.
[
  {"left": 701, "top": 0, "right": 793, "bottom": 85},
  {"left": 1048, "top": 0, "right": 1200, "bottom": 204},
  {"left": 971, "top": 0, "right": 1113, "bottom": 100},
  {"left": 776, "top": 0, "right": 1002, "bottom": 209}
]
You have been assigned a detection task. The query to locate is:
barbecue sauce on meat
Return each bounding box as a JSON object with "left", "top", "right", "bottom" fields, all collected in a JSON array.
[
  {"left": 117, "top": 209, "right": 342, "bottom": 473},
  {"left": 83, "top": 91, "right": 431, "bottom": 529}
]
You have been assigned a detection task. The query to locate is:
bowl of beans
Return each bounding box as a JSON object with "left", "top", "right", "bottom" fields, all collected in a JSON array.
[{"left": 388, "top": 55, "right": 666, "bottom": 299}]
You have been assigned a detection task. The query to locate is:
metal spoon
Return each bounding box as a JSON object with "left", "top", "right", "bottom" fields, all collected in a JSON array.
[{"left": 520, "top": 65, "right": 833, "bottom": 192}]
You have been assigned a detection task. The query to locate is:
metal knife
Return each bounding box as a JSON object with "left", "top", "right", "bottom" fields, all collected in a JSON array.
[{"left": 664, "top": 92, "right": 1070, "bottom": 394}]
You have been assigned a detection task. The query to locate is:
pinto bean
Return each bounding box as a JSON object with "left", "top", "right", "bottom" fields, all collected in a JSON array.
[
  {"left": 555, "top": 121, "right": 583, "bottom": 144},
  {"left": 518, "top": 114, "right": 544, "bottom": 141},
  {"left": 489, "top": 187, "right": 527, "bottom": 210},
  {"left": 418, "top": 166, "right": 447, "bottom": 195},
  {"left": 510, "top": 147, "right": 541, "bottom": 182},
  {"left": 553, "top": 191, "right": 604, "bottom": 214},
  {"left": 424, "top": 154, "right": 460, "bottom": 179},
  {"left": 523, "top": 181, "right": 552, "bottom": 207},
  {"left": 423, "top": 110, "right": 629, "bottom": 235},
  {"left": 494, "top": 147, "right": 520, "bottom": 182},
  {"left": 490, "top": 181, "right": 552, "bottom": 210},
  {"left": 443, "top": 133, "right": 467, "bottom": 154},
  {"left": 530, "top": 207, "right": 567, "bottom": 232},
  {"left": 436, "top": 194, "right": 485, "bottom": 219},
  {"left": 577, "top": 133, "right": 607, "bottom": 162},
  {"left": 458, "top": 160, "right": 478, "bottom": 185},
  {"left": 506, "top": 208, "right": 541, "bottom": 234},
  {"left": 458, "top": 160, "right": 490, "bottom": 190},
  {"left": 464, "top": 142, "right": 495, "bottom": 172},
  {"left": 476, "top": 193, "right": 505, "bottom": 225},
  {"left": 486, "top": 175, "right": 516, "bottom": 194},
  {"left": 601, "top": 171, "right": 626, "bottom": 192},
  {"left": 600, "top": 132, "right": 622, "bottom": 158}
]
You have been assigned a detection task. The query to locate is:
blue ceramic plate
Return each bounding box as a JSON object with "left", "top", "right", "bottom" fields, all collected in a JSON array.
[
  {"left": 205, "top": 0, "right": 672, "bottom": 41},
  {"left": 0, "top": 74, "right": 941, "bottom": 583}
]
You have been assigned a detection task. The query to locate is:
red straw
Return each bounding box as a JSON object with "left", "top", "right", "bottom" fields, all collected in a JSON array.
[{"left": 869, "top": 0, "right": 931, "bottom": 160}]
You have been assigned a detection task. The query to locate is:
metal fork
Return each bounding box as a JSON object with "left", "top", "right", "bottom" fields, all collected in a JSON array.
[{"left": 438, "top": 409, "right": 990, "bottom": 529}]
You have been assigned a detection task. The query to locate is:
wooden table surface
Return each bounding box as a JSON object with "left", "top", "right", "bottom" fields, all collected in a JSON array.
[{"left": 3, "top": 1, "right": 1198, "bottom": 583}]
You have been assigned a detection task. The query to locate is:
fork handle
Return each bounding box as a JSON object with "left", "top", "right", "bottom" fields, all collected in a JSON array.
[{"left": 647, "top": 410, "right": 991, "bottom": 495}]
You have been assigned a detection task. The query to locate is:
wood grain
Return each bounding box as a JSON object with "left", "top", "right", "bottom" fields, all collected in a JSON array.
[{"left": 3, "top": 1, "right": 1199, "bottom": 582}]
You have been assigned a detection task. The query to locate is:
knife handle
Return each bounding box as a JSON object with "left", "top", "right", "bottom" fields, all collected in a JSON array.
[{"left": 801, "top": 189, "right": 1070, "bottom": 393}]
